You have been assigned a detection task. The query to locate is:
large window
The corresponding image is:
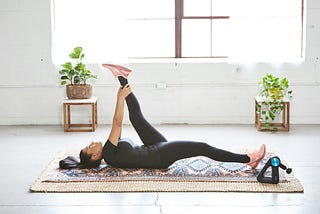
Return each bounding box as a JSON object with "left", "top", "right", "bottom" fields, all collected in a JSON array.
[{"left": 52, "top": 0, "right": 304, "bottom": 63}]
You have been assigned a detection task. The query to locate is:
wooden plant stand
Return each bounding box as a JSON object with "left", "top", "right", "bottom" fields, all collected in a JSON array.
[
  {"left": 63, "top": 97, "right": 98, "bottom": 132},
  {"left": 255, "top": 96, "right": 290, "bottom": 131}
]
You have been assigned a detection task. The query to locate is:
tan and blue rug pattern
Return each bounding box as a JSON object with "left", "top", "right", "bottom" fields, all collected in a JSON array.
[
  {"left": 30, "top": 151, "right": 304, "bottom": 192},
  {"left": 42, "top": 152, "right": 287, "bottom": 182}
]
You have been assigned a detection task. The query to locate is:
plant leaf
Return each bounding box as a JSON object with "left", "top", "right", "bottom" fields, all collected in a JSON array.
[
  {"left": 61, "top": 62, "right": 73, "bottom": 70},
  {"left": 61, "top": 80, "right": 67, "bottom": 85}
]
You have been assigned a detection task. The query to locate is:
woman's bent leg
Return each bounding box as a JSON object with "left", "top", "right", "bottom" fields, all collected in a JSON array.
[
  {"left": 156, "top": 141, "right": 250, "bottom": 168},
  {"left": 125, "top": 93, "right": 167, "bottom": 145}
]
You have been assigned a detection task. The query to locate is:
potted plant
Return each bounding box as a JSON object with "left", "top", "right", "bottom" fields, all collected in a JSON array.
[
  {"left": 59, "top": 47, "right": 97, "bottom": 99},
  {"left": 256, "top": 74, "right": 293, "bottom": 130}
]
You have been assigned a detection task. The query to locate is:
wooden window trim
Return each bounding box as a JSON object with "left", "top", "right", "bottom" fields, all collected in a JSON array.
[
  {"left": 301, "top": 0, "right": 304, "bottom": 58},
  {"left": 183, "top": 16, "right": 229, "bottom": 19},
  {"left": 175, "top": 0, "right": 183, "bottom": 58}
]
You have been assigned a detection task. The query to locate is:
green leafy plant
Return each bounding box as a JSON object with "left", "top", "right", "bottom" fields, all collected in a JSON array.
[
  {"left": 257, "top": 74, "right": 293, "bottom": 130},
  {"left": 59, "top": 47, "right": 97, "bottom": 85}
]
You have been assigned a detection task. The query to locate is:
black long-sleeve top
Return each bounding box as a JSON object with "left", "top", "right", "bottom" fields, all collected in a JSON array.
[{"left": 102, "top": 138, "right": 163, "bottom": 169}]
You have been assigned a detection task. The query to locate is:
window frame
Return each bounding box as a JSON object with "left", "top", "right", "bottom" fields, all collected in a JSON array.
[
  {"left": 175, "top": 0, "right": 230, "bottom": 58},
  {"left": 174, "top": 0, "right": 305, "bottom": 59}
]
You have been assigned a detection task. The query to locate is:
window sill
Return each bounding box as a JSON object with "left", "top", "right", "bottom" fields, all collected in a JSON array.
[
  {"left": 127, "top": 57, "right": 305, "bottom": 64},
  {"left": 127, "top": 57, "right": 229, "bottom": 64}
]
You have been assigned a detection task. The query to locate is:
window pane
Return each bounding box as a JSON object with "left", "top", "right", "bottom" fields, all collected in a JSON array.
[
  {"left": 273, "top": 0, "right": 301, "bottom": 16},
  {"left": 127, "top": 0, "right": 174, "bottom": 19},
  {"left": 263, "top": 17, "right": 302, "bottom": 60},
  {"left": 211, "top": 0, "right": 233, "bottom": 16},
  {"left": 229, "top": 0, "right": 301, "bottom": 17},
  {"left": 229, "top": 16, "right": 302, "bottom": 61},
  {"left": 184, "top": 0, "right": 211, "bottom": 16},
  {"left": 127, "top": 20, "right": 175, "bottom": 58},
  {"left": 258, "top": 0, "right": 301, "bottom": 17},
  {"left": 211, "top": 19, "right": 230, "bottom": 56},
  {"left": 53, "top": 0, "right": 128, "bottom": 63},
  {"left": 182, "top": 20, "right": 211, "bottom": 57}
]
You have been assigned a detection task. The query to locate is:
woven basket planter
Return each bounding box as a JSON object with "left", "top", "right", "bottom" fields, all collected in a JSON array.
[{"left": 66, "top": 84, "right": 92, "bottom": 99}]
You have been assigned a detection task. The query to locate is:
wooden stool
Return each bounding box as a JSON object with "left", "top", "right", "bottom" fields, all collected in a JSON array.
[
  {"left": 255, "top": 96, "right": 290, "bottom": 131},
  {"left": 63, "top": 97, "right": 98, "bottom": 132}
]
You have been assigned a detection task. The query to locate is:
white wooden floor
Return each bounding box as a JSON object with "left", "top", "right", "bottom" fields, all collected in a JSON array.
[{"left": 0, "top": 124, "right": 319, "bottom": 214}]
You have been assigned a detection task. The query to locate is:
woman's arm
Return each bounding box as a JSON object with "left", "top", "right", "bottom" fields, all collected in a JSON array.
[{"left": 108, "top": 85, "right": 131, "bottom": 146}]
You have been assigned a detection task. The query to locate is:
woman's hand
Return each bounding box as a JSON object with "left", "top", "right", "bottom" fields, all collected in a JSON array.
[{"left": 117, "top": 84, "right": 131, "bottom": 99}]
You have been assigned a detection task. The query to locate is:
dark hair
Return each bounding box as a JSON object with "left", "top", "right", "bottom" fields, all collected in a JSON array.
[
  {"left": 59, "top": 156, "right": 82, "bottom": 169},
  {"left": 59, "top": 150, "right": 101, "bottom": 169},
  {"left": 79, "top": 149, "right": 101, "bottom": 168}
]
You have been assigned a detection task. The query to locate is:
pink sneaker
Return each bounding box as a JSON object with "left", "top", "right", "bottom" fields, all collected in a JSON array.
[
  {"left": 246, "top": 144, "right": 266, "bottom": 169},
  {"left": 102, "top": 64, "right": 132, "bottom": 78}
]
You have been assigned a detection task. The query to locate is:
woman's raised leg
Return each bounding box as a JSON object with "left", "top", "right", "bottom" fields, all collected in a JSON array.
[
  {"left": 116, "top": 76, "right": 167, "bottom": 145},
  {"left": 125, "top": 92, "right": 167, "bottom": 145},
  {"left": 104, "top": 63, "right": 168, "bottom": 145}
]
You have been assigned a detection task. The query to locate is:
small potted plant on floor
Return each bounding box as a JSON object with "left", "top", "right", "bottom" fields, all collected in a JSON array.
[
  {"left": 256, "top": 74, "right": 293, "bottom": 130},
  {"left": 59, "top": 47, "right": 97, "bottom": 99}
]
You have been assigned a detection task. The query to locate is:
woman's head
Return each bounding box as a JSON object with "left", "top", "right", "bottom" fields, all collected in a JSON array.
[{"left": 79, "top": 141, "right": 103, "bottom": 168}]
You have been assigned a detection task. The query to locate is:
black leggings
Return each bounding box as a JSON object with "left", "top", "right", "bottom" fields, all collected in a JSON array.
[{"left": 125, "top": 92, "right": 250, "bottom": 168}]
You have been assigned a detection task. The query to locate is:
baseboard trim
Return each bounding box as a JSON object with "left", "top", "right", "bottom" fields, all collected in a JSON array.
[{"left": 1, "top": 116, "right": 319, "bottom": 125}]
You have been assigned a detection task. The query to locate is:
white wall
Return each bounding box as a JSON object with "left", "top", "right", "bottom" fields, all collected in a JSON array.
[{"left": 0, "top": 0, "right": 319, "bottom": 125}]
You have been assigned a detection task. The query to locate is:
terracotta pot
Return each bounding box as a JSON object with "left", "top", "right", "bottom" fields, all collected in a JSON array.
[{"left": 66, "top": 84, "right": 92, "bottom": 99}]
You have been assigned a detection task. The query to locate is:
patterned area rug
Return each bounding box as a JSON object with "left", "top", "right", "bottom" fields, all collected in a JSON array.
[{"left": 30, "top": 151, "right": 304, "bottom": 193}]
